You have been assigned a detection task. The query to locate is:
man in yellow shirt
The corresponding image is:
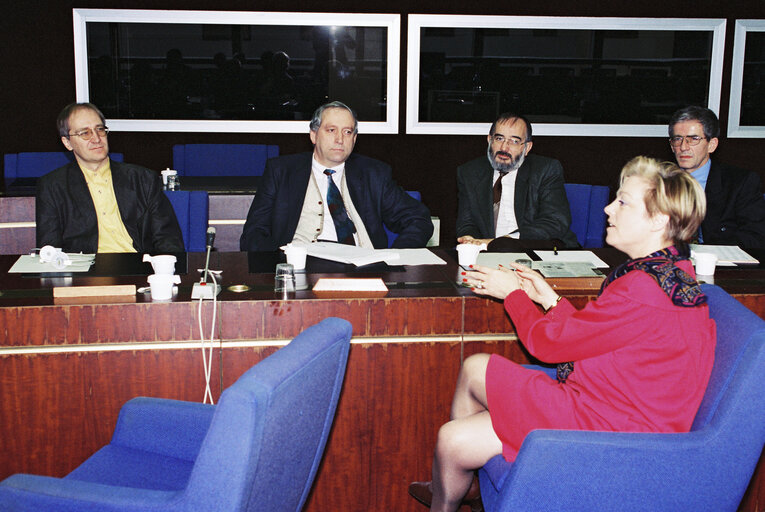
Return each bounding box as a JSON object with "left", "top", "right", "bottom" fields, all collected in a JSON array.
[{"left": 36, "top": 103, "right": 184, "bottom": 253}]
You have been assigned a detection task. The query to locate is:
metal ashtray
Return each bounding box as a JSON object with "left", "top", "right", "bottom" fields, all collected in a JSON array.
[{"left": 227, "top": 284, "right": 251, "bottom": 293}]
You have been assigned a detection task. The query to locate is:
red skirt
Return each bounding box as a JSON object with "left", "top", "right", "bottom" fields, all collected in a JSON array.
[{"left": 485, "top": 354, "right": 582, "bottom": 462}]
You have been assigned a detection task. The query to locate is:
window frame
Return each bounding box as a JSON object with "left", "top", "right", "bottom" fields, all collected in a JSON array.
[
  {"left": 728, "top": 19, "right": 765, "bottom": 138},
  {"left": 405, "top": 14, "right": 726, "bottom": 136},
  {"left": 73, "top": 8, "right": 401, "bottom": 134}
]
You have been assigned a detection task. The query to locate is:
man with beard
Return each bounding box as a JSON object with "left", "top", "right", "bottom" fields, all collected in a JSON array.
[{"left": 456, "top": 113, "right": 579, "bottom": 247}]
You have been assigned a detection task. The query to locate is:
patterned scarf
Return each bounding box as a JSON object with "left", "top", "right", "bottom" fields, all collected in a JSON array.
[{"left": 556, "top": 244, "right": 706, "bottom": 383}]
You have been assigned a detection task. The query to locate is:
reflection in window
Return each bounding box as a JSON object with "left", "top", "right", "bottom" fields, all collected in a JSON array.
[
  {"left": 86, "top": 23, "right": 388, "bottom": 122},
  {"left": 419, "top": 27, "right": 714, "bottom": 125},
  {"left": 740, "top": 31, "right": 765, "bottom": 126}
]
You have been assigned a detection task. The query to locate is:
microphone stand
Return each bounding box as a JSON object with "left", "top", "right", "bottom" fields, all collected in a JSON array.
[{"left": 191, "top": 228, "right": 221, "bottom": 299}]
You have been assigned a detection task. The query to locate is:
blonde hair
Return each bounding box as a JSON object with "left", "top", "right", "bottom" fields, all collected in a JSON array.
[{"left": 619, "top": 156, "right": 706, "bottom": 244}]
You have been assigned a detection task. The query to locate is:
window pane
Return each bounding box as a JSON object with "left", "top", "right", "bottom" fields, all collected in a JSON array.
[
  {"left": 740, "top": 31, "right": 765, "bottom": 126},
  {"left": 86, "top": 22, "right": 388, "bottom": 122},
  {"left": 419, "top": 27, "right": 713, "bottom": 125}
]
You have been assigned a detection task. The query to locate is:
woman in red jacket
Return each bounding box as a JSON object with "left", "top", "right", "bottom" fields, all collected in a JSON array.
[{"left": 410, "top": 156, "right": 716, "bottom": 512}]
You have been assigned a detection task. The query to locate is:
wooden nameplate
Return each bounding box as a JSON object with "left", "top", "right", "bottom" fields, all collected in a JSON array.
[
  {"left": 546, "top": 276, "right": 605, "bottom": 291},
  {"left": 53, "top": 284, "right": 137, "bottom": 298}
]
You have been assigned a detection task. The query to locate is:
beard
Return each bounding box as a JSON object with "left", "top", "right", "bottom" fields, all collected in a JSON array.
[{"left": 487, "top": 145, "right": 525, "bottom": 173}]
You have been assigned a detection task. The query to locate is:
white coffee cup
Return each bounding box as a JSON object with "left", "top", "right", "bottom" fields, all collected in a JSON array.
[
  {"left": 148, "top": 274, "right": 181, "bottom": 301},
  {"left": 456, "top": 243, "right": 486, "bottom": 267},
  {"left": 693, "top": 251, "right": 718, "bottom": 276},
  {"left": 284, "top": 244, "right": 308, "bottom": 270},
  {"left": 143, "top": 254, "right": 177, "bottom": 275},
  {"left": 160, "top": 168, "right": 177, "bottom": 187}
]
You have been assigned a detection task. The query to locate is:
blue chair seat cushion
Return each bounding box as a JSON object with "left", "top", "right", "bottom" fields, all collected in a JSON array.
[{"left": 65, "top": 445, "right": 194, "bottom": 491}]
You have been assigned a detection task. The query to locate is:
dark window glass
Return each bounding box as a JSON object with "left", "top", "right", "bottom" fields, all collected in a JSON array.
[
  {"left": 419, "top": 28, "right": 713, "bottom": 125},
  {"left": 740, "top": 31, "right": 765, "bottom": 126},
  {"left": 86, "top": 23, "right": 388, "bottom": 121}
]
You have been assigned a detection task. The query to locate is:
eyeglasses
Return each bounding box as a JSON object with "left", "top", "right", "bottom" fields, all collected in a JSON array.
[
  {"left": 68, "top": 126, "right": 109, "bottom": 141},
  {"left": 491, "top": 135, "right": 526, "bottom": 146},
  {"left": 669, "top": 135, "right": 706, "bottom": 147}
]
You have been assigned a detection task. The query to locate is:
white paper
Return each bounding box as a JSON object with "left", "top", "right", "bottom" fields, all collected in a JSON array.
[
  {"left": 476, "top": 252, "right": 531, "bottom": 269},
  {"left": 534, "top": 261, "right": 604, "bottom": 278},
  {"left": 534, "top": 250, "right": 609, "bottom": 268},
  {"left": 313, "top": 278, "right": 388, "bottom": 291},
  {"left": 304, "top": 242, "right": 390, "bottom": 266},
  {"left": 379, "top": 249, "right": 446, "bottom": 266},
  {"left": 9, "top": 254, "right": 95, "bottom": 273},
  {"left": 689, "top": 244, "right": 758, "bottom": 265}
]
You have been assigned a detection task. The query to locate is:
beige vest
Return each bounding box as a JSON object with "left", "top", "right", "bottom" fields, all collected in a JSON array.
[{"left": 292, "top": 171, "right": 373, "bottom": 248}]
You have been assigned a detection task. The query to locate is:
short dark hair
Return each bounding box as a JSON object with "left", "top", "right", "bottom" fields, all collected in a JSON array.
[
  {"left": 309, "top": 101, "right": 358, "bottom": 134},
  {"left": 57, "top": 102, "right": 106, "bottom": 138},
  {"left": 668, "top": 106, "right": 719, "bottom": 140},
  {"left": 489, "top": 112, "right": 532, "bottom": 142}
]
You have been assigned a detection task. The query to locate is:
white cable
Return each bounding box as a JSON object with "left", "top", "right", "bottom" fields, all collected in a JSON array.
[{"left": 198, "top": 272, "right": 218, "bottom": 405}]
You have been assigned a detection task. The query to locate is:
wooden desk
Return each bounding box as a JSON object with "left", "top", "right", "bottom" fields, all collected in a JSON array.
[{"left": 0, "top": 250, "right": 762, "bottom": 511}]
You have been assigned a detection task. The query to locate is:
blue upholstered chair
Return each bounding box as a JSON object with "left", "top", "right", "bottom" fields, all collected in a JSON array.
[
  {"left": 172, "top": 144, "right": 279, "bottom": 177},
  {"left": 4, "top": 152, "right": 124, "bottom": 179},
  {"left": 564, "top": 183, "right": 609, "bottom": 248},
  {"left": 478, "top": 284, "right": 765, "bottom": 511},
  {"left": 163, "top": 190, "right": 209, "bottom": 252},
  {"left": 385, "top": 190, "right": 422, "bottom": 248},
  {"left": 0, "top": 317, "right": 353, "bottom": 512}
]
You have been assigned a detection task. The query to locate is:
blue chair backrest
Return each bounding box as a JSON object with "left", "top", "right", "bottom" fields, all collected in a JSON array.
[
  {"left": 564, "top": 183, "right": 609, "bottom": 248},
  {"left": 172, "top": 144, "right": 279, "bottom": 177},
  {"left": 4, "top": 152, "right": 124, "bottom": 179},
  {"left": 185, "top": 317, "right": 352, "bottom": 512},
  {"left": 163, "top": 190, "right": 209, "bottom": 252},
  {"left": 385, "top": 190, "right": 421, "bottom": 248},
  {"left": 692, "top": 284, "right": 765, "bottom": 431}
]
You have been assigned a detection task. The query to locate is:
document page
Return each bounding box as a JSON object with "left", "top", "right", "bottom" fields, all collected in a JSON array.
[
  {"left": 689, "top": 244, "right": 759, "bottom": 265},
  {"left": 9, "top": 253, "right": 95, "bottom": 273},
  {"left": 534, "top": 250, "right": 609, "bottom": 268}
]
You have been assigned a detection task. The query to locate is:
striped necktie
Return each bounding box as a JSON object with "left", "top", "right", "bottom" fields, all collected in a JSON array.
[
  {"left": 324, "top": 169, "right": 356, "bottom": 245},
  {"left": 493, "top": 171, "right": 508, "bottom": 233}
]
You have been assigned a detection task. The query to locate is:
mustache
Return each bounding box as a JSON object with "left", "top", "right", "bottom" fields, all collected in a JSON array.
[{"left": 495, "top": 151, "right": 512, "bottom": 158}]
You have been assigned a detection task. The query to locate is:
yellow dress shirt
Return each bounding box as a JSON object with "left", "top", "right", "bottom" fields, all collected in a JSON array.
[{"left": 80, "top": 162, "right": 136, "bottom": 253}]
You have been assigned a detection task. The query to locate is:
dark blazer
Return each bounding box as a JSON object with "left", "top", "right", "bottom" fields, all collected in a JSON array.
[
  {"left": 702, "top": 160, "right": 765, "bottom": 248},
  {"left": 36, "top": 160, "right": 184, "bottom": 253},
  {"left": 456, "top": 154, "right": 579, "bottom": 248},
  {"left": 240, "top": 152, "right": 433, "bottom": 251}
]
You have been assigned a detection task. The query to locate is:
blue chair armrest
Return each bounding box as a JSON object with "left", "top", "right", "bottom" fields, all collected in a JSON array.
[
  {"left": 0, "top": 473, "right": 177, "bottom": 512},
  {"left": 494, "top": 428, "right": 749, "bottom": 511},
  {"left": 110, "top": 397, "right": 215, "bottom": 462}
]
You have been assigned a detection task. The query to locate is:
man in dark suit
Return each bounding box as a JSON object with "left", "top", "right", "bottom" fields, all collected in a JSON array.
[
  {"left": 240, "top": 101, "right": 433, "bottom": 251},
  {"left": 456, "top": 113, "right": 578, "bottom": 248},
  {"left": 36, "top": 102, "right": 183, "bottom": 253},
  {"left": 668, "top": 106, "right": 765, "bottom": 248}
]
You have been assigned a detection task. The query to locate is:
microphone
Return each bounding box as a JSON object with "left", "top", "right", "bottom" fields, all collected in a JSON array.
[
  {"left": 206, "top": 227, "right": 216, "bottom": 249},
  {"left": 192, "top": 227, "right": 221, "bottom": 299},
  {"left": 202, "top": 227, "right": 216, "bottom": 283}
]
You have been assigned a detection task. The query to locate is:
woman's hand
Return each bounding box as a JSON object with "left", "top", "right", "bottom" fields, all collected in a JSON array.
[
  {"left": 457, "top": 235, "right": 493, "bottom": 246},
  {"left": 464, "top": 264, "right": 521, "bottom": 300},
  {"left": 510, "top": 262, "right": 560, "bottom": 310}
]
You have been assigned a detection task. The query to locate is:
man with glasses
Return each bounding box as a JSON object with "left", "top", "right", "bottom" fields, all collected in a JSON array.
[
  {"left": 456, "top": 112, "right": 578, "bottom": 248},
  {"left": 668, "top": 106, "right": 765, "bottom": 248},
  {"left": 36, "top": 102, "right": 183, "bottom": 253}
]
